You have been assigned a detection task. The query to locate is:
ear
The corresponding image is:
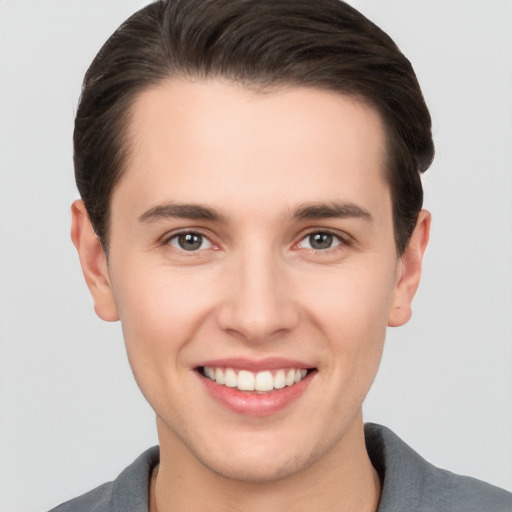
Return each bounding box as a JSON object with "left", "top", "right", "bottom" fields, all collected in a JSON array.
[
  {"left": 70, "top": 200, "right": 119, "bottom": 322},
  {"left": 388, "top": 209, "right": 431, "bottom": 327}
]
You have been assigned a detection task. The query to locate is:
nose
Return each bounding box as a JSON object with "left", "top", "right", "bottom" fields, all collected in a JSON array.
[{"left": 216, "top": 248, "right": 301, "bottom": 343}]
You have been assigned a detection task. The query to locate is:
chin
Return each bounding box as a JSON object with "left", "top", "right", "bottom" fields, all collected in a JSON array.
[
  {"left": 185, "top": 427, "right": 332, "bottom": 484},
  {"left": 200, "top": 449, "right": 315, "bottom": 483}
]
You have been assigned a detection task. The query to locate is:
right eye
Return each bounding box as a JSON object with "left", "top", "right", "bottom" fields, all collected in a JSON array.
[{"left": 167, "top": 232, "right": 213, "bottom": 252}]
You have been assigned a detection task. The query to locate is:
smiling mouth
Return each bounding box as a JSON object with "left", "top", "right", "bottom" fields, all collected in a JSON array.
[{"left": 199, "top": 366, "right": 313, "bottom": 393}]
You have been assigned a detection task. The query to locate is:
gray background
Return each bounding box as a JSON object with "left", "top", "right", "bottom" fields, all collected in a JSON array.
[{"left": 0, "top": 1, "right": 511, "bottom": 511}]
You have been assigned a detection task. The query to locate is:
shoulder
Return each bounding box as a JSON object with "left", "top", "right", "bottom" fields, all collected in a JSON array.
[
  {"left": 47, "top": 446, "right": 159, "bottom": 512},
  {"left": 48, "top": 481, "right": 114, "bottom": 512},
  {"left": 365, "top": 423, "right": 512, "bottom": 512}
]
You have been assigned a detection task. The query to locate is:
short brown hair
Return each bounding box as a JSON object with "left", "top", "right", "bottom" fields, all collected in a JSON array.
[{"left": 74, "top": 0, "right": 434, "bottom": 253}]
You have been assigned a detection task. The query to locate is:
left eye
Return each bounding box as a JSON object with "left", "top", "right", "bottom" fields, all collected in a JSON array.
[
  {"left": 298, "top": 232, "right": 341, "bottom": 250},
  {"left": 168, "top": 232, "right": 213, "bottom": 251}
]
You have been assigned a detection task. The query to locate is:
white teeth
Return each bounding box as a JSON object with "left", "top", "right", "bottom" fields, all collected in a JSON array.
[
  {"left": 215, "top": 367, "right": 225, "bottom": 385},
  {"left": 237, "top": 370, "right": 255, "bottom": 391},
  {"left": 203, "top": 366, "right": 309, "bottom": 392},
  {"left": 224, "top": 368, "right": 237, "bottom": 388},
  {"left": 274, "top": 369, "right": 286, "bottom": 389},
  {"left": 255, "top": 371, "right": 274, "bottom": 391},
  {"left": 285, "top": 369, "right": 295, "bottom": 387}
]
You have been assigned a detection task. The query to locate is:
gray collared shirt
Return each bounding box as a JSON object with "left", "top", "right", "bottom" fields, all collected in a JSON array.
[{"left": 49, "top": 423, "right": 512, "bottom": 512}]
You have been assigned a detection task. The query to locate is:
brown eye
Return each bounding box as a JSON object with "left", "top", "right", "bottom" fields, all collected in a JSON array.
[{"left": 169, "top": 232, "right": 212, "bottom": 251}]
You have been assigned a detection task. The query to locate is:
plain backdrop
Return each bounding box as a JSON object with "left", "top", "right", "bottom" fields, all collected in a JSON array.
[{"left": 0, "top": 1, "right": 511, "bottom": 511}]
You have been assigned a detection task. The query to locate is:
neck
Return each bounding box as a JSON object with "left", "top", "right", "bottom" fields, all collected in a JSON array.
[{"left": 150, "top": 416, "right": 381, "bottom": 512}]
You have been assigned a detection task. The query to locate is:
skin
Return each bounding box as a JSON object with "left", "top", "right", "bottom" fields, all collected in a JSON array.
[{"left": 71, "top": 79, "right": 430, "bottom": 512}]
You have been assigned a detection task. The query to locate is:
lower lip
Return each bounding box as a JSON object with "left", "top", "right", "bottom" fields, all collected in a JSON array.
[{"left": 198, "top": 371, "right": 315, "bottom": 417}]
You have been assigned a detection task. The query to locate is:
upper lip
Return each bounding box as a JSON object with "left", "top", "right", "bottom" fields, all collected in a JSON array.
[{"left": 195, "top": 357, "right": 315, "bottom": 372}]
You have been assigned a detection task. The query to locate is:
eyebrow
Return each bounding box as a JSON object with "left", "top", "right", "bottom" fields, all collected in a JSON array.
[
  {"left": 138, "top": 200, "right": 372, "bottom": 224},
  {"left": 291, "top": 201, "right": 372, "bottom": 222},
  {"left": 138, "top": 203, "right": 226, "bottom": 223}
]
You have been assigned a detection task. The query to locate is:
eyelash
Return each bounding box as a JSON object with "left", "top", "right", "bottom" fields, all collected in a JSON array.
[
  {"left": 295, "top": 230, "right": 346, "bottom": 253},
  {"left": 163, "top": 230, "right": 215, "bottom": 253},
  {"left": 161, "top": 229, "right": 349, "bottom": 255}
]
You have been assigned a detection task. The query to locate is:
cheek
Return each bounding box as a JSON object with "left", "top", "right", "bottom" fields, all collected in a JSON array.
[
  {"left": 306, "top": 260, "right": 396, "bottom": 332},
  {"left": 110, "top": 269, "right": 214, "bottom": 420},
  {"left": 110, "top": 262, "right": 216, "bottom": 378},
  {"left": 302, "top": 261, "right": 396, "bottom": 378}
]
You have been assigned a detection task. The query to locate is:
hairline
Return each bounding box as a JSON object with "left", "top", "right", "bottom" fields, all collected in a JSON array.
[{"left": 100, "top": 74, "right": 403, "bottom": 255}]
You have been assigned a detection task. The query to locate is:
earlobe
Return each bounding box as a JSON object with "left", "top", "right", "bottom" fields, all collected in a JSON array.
[
  {"left": 70, "top": 200, "right": 119, "bottom": 322},
  {"left": 388, "top": 210, "right": 431, "bottom": 327}
]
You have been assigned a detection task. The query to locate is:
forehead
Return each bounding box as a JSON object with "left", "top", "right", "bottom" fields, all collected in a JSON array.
[{"left": 114, "top": 79, "right": 390, "bottom": 220}]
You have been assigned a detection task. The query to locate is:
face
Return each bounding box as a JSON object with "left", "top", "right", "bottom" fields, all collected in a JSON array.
[{"left": 73, "top": 79, "right": 429, "bottom": 482}]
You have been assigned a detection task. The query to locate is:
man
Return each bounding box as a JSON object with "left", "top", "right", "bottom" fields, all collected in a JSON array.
[{"left": 50, "top": 0, "right": 512, "bottom": 510}]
